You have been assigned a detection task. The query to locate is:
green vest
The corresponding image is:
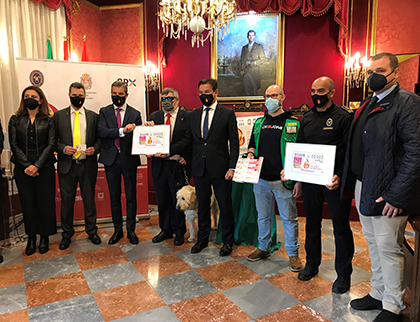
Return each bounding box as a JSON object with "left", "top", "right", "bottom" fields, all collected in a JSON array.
[{"left": 253, "top": 116, "right": 300, "bottom": 190}]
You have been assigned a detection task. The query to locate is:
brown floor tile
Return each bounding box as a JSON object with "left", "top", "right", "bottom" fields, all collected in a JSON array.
[
  {"left": 275, "top": 247, "right": 334, "bottom": 265},
  {"left": 116, "top": 228, "right": 155, "bottom": 246},
  {"left": 132, "top": 253, "right": 191, "bottom": 280},
  {"left": 352, "top": 230, "right": 369, "bottom": 249},
  {"left": 267, "top": 271, "right": 333, "bottom": 302},
  {"left": 229, "top": 244, "right": 258, "bottom": 259},
  {"left": 352, "top": 250, "right": 372, "bottom": 272},
  {"left": 256, "top": 304, "right": 330, "bottom": 322},
  {"left": 0, "top": 309, "right": 28, "bottom": 322},
  {"left": 75, "top": 247, "right": 129, "bottom": 270},
  {"left": 73, "top": 228, "right": 108, "bottom": 240},
  {"left": 350, "top": 281, "right": 371, "bottom": 297},
  {"left": 26, "top": 272, "right": 90, "bottom": 307},
  {"left": 169, "top": 292, "right": 251, "bottom": 322},
  {"left": 22, "top": 242, "right": 73, "bottom": 263},
  {"left": 350, "top": 220, "right": 363, "bottom": 231},
  {"left": 93, "top": 281, "right": 165, "bottom": 321},
  {"left": 137, "top": 215, "right": 159, "bottom": 227},
  {"left": 196, "top": 261, "right": 261, "bottom": 291},
  {"left": 162, "top": 237, "right": 195, "bottom": 252},
  {"left": 0, "top": 263, "right": 24, "bottom": 288},
  {"left": 406, "top": 237, "right": 415, "bottom": 251}
]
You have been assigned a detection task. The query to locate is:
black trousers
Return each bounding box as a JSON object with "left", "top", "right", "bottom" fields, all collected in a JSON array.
[
  {"left": 153, "top": 160, "right": 186, "bottom": 235},
  {"left": 58, "top": 161, "right": 98, "bottom": 239},
  {"left": 194, "top": 167, "right": 235, "bottom": 244},
  {"left": 14, "top": 164, "right": 56, "bottom": 236},
  {"left": 104, "top": 154, "right": 137, "bottom": 233},
  {"left": 302, "top": 183, "right": 354, "bottom": 277}
]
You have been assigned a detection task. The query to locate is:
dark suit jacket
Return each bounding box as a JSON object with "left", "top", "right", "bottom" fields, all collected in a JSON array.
[
  {"left": 54, "top": 107, "right": 101, "bottom": 176},
  {"left": 190, "top": 103, "right": 239, "bottom": 178},
  {"left": 98, "top": 104, "right": 142, "bottom": 168},
  {"left": 149, "top": 108, "right": 192, "bottom": 178},
  {"left": 240, "top": 42, "right": 265, "bottom": 89}
]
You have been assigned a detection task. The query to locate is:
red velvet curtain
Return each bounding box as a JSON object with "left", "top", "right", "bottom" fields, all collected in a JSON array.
[{"left": 237, "top": 0, "right": 348, "bottom": 57}]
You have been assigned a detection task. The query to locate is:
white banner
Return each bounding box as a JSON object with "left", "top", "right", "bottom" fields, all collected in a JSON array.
[
  {"left": 236, "top": 114, "right": 263, "bottom": 155},
  {"left": 16, "top": 58, "right": 146, "bottom": 118}
]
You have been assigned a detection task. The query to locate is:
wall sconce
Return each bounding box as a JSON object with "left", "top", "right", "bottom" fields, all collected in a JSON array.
[
  {"left": 143, "top": 61, "right": 159, "bottom": 91},
  {"left": 345, "top": 52, "right": 370, "bottom": 88}
]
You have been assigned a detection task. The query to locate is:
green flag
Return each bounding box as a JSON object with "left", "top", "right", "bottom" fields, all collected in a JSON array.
[{"left": 46, "top": 39, "right": 53, "bottom": 59}]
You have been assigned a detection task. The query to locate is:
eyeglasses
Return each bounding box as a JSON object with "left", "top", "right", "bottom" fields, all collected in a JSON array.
[
  {"left": 161, "top": 96, "right": 176, "bottom": 101},
  {"left": 264, "top": 93, "right": 282, "bottom": 99}
]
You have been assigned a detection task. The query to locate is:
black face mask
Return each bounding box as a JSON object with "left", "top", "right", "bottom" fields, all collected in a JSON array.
[
  {"left": 24, "top": 98, "right": 39, "bottom": 110},
  {"left": 367, "top": 70, "right": 395, "bottom": 92},
  {"left": 162, "top": 101, "right": 175, "bottom": 113},
  {"left": 112, "top": 95, "right": 126, "bottom": 107},
  {"left": 70, "top": 96, "right": 85, "bottom": 108},
  {"left": 200, "top": 93, "right": 214, "bottom": 107},
  {"left": 311, "top": 92, "right": 330, "bottom": 108}
]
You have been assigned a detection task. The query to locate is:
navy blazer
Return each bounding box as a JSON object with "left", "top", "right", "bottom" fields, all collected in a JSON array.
[
  {"left": 149, "top": 108, "right": 192, "bottom": 178},
  {"left": 98, "top": 104, "right": 142, "bottom": 168},
  {"left": 190, "top": 103, "right": 239, "bottom": 178}
]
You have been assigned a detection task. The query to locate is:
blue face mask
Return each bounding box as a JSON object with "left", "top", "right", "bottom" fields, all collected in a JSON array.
[{"left": 265, "top": 98, "right": 280, "bottom": 112}]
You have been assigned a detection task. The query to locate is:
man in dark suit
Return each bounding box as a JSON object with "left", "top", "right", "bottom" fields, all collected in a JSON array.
[
  {"left": 190, "top": 78, "right": 239, "bottom": 256},
  {"left": 98, "top": 80, "right": 142, "bottom": 245},
  {"left": 54, "top": 82, "right": 101, "bottom": 250},
  {"left": 240, "top": 30, "right": 266, "bottom": 96},
  {"left": 145, "top": 87, "right": 191, "bottom": 246}
]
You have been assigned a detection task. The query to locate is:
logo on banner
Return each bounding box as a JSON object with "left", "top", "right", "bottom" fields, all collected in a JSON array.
[
  {"left": 117, "top": 78, "right": 136, "bottom": 87},
  {"left": 29, "top": 70, "right": 44, "bottom": 87},
  {"left": 80, "top": 73, "right": 93, "bottom": 90}
]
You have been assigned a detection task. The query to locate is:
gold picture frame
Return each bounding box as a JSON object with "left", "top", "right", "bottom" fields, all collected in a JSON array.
[{"left": 211, "top": 13, "right": 285, "bottom": 105}]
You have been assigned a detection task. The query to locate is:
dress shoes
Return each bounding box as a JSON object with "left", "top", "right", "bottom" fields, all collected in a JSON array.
[
  {"left": 350, "top": 294, "right": 383, "bottom": 311},
  {"left": 59, "top": 238, "right": 72, "bottom": 250},
  {"left": 88, "top": 233, "right": 101, "bottom": 245},
  {"left": 39, "top": 236, "right": 49, "bottom": 254},
  {"left": 108, "top": 231, "right": 124, "bottom": 245},
  {"left": 298, "top": 265, "right": 319, "bottom": 281},
  {"left": 174, "top": 234, "right": 184, "bottom": 246},
  {"left": 25, "top": 236, "right": 37, "bottom": 256},
  {"left": 332, "top": 276, "right": 351, "bottom": 294},
  {"left": 191, "top": 241, "right": 208, "bottom": 254},
  {"left": 219, "top": 243, "right": 233, "bottom": 256},
  {"left": 152, "top": 231, "right": 173, "bottom": 243},
  {"left": 372, "top": 310, "right": 402, "bottom": 322},
  {"left": 127, "top": 231, "right": 139, "bottom": 244}
]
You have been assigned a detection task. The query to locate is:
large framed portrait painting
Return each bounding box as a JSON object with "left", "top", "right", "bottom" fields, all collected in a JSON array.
[{"left": 211, "top": 13, "right": 284, "bottom": 104}]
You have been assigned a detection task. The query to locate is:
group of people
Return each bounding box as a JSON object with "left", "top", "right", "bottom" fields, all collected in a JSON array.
[{"left": 3, "top": 52, "right": 420, "bottom": 322}]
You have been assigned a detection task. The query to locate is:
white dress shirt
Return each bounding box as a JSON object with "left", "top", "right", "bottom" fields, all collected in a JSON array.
[
  {"left": 165, "top": 106, "right": 179, "bottom": 140},
  {"left": 201, "top": 100, "right": 217, "bottom": 137}
]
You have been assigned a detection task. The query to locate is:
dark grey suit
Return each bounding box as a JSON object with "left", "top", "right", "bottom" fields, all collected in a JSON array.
[{"left": 54, "top": 107, "right": 101, "bottom": 238}]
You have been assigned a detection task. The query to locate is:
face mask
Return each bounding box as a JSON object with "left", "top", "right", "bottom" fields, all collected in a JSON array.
[
  {"left": 311, "top": 93, "right": 330, "bottom": 108},
  {"left": 200, "top": 93, "right": 214, "bottom": 107},
  {"left": 112, "top": 95, "right": 126, "bottom": 107},
  {"left": 70, "top": 96, "right": 85, "bottom": 108},
  {"left": 265, "top": 98, "right": 280, "bottom": 112},
  {"left": 162, "top": 100, "right": 175, "bottom": 113},
  {"left": 367, "top": 70, "right": 395, "bottom": 92},
  {"left": 24, "top": 98, "right": 39, "bottom": 110}
]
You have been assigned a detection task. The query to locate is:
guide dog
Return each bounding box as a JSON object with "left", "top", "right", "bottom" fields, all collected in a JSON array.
[{"left": 175, "top": 185, "right": 219, "bottom": 242}]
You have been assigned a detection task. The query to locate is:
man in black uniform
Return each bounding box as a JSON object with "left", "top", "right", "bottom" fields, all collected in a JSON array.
[{"left": 296, "top": 77, "right": 354, "bottom": 293}]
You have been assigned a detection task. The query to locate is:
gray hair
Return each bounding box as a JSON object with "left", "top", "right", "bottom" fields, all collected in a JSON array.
[{"left": 161, "top": 87, "right": 179, "bottom": 99}]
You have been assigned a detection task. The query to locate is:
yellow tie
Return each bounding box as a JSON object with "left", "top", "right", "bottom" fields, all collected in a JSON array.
[{"left": 74, "top": 110, "right": 81, "bottom": 159}]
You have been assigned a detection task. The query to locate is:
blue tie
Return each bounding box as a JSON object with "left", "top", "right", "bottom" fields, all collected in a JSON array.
[{"left": 203, "top": 107, "right": 210, "bottom": 139}]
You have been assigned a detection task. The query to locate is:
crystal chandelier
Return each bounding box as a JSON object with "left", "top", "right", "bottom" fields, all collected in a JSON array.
[
  {"left": 143, "top": 61, "right": 160, "bottom": 91},
  {"left": 345, "top": 52, "right": 370, "bottom": 88},
  {"left": 158, "top": 0, "right": 237, "bottom": 47}
]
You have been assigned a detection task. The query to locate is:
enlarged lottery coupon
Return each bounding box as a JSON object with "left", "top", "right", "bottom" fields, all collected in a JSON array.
[
  {"left": 233, "top": 156, "right": 264, "bottom": 184},
  {"left": 132, "top": 125, "right": 170, "bottom": 155}
]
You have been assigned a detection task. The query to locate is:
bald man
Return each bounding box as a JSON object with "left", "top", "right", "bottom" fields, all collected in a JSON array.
[
  {"left": 296, "top": 77, "right": 354, "bottom": 293},
  {"left": 246, "top": 84, "right": 302, "bottom": 272}
]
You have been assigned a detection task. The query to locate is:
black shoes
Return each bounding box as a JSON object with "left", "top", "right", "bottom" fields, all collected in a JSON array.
[
  {"left": 39, "top": 236, "right": 49, "bottom": 254},
  {"left": 350, "top": 294, "right": 383, "bottom": 310},
  {"left": 298, "top": 265, "right": 319, "bottom": 281},
  {"left": 372, "top": 310, "right": 402, "bottom": 322},
  {"left": 191, "top": 241, "right": 208, "bottom": 254},
  {"left": 108, "top": 231, "right": 124, "bottom": 245},
  {"left": 219, "top": 243, "right": 233, "bottom": 256},
  {"left": 89, "top": 233, "right": 102, "bottom": 245},
  {"left": 174, "top": 234, "right": 184, "bottom": 246},
  {"left": 59, "top": 238, "right": 72, "bottom": 250},
  {"left": 127, "top": 231, "right": 139, "bottom": 244},
  {"left": 25, "top": 236, "right": 37, "bottom": 256},
  {"left": 152, "top": 231, "right": 173, "bottom": 243},
  {"left": 332, "top": 276, "right": 351, "bottom": 294}
]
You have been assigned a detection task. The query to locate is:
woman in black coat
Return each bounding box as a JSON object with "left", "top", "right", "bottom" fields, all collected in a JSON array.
[{"left": 9, "top": 86, "right": 56, "bottom": 255}]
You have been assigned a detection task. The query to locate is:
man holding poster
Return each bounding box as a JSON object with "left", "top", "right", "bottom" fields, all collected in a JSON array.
[
  {"left": 295, "top": 77, "right": 354, "bottom": 294},
  {"left": 98, "top": 80, "right": 142, "bottom": 245}
]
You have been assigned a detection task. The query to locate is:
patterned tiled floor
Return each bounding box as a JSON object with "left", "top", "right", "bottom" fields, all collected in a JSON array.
[{"left": 0, "top": 210, "right": 414, "bottom": 322}]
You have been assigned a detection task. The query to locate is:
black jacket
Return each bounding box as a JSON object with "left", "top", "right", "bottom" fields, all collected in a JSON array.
[
  {"left": 9, "top": 114, "right": 56, "bottom": 168},
  {"left": 341, "top": 85, "right": 420, "bottom": 216}
]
